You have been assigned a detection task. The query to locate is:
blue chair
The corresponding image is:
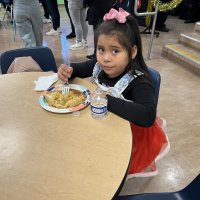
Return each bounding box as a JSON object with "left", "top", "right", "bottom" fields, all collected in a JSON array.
[
  {"left": 148, "top": 67, "right": 161, "bottom": 106},
  {"left": 0, "top": 46, "right": 58, "bottom": 74},
  {"left": 115, "top": 173, "right": 200, "bottom": 200}
]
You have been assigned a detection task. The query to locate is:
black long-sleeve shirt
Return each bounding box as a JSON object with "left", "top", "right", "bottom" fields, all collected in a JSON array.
[{"left": 70, "top": 59, "right": 156, "bottom": 127}]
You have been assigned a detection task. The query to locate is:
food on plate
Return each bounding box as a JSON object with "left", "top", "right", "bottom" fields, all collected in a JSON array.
[{"left": 44, "top": 89, "right": 85, "bottom": 108}]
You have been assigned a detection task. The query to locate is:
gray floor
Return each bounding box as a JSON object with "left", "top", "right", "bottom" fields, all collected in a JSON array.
[{"left": 0, "top": 6, "right": 200, "bottom": 196}]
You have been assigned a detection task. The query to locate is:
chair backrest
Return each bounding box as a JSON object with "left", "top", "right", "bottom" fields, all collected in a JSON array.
[
  {"left": 0, "top": 46, "right": 58, "bottom": 74},
  {"left": 0, "top": 47, "right": 57, "bottom": 74},
  {"left": 148, "top": 67, "right": 161, "bottom": 107}
]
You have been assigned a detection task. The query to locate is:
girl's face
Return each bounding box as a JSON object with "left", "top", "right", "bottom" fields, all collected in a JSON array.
[{"left": 96, "top": 34, "right": 137, "bottom": 78}]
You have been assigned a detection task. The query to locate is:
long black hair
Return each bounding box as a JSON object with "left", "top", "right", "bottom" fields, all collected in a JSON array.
[{"left": 94, "top": 14, "right": 151, "bottom": 81}]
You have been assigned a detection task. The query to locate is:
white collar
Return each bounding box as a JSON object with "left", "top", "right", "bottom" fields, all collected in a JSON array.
[{"left": 92, "top": 63, "right": 143, "bottom": 99}]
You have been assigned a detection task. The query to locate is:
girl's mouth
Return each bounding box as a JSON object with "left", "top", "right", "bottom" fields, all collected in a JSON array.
[{"left": 103, "top": 66, "right": 112, "bottom": 70}]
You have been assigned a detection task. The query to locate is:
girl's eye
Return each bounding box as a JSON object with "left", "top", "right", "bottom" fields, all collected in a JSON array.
[
  {"left": 97, "top": 47, "right": 104, "bottom": 53},
  {"left": 112, "top": 49, "right": 119, "bottom": 54}
]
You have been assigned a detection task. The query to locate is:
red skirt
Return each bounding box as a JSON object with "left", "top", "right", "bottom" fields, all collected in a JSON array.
[{"left": 127, "top": 117, "right": 170, "bottom": 178}]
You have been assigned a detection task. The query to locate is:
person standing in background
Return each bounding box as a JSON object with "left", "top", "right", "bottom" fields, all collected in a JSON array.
[
  {"left": 184, "top": 0, "right": 200, "bottom": 23},
  {"left": 116, "top": 0, "right": 135, "bottom": 13},
  {"left": 13, "top": 0, "right": 43, "bottom": 47},
  {"left": 39, "top": 0, "right": 51, "bottom": 23},
  {"left": 64, "top": 0, "right": 76, "bottom": 39},
  {"left": 68, "top": 0, "right": 88, "bottom": 50},
  {"left": 84, "top": 0, "right": 114, "bottom": 59},
  {"left": 117, "top": 0, "right": 169, "bottom": 32},
  {"left": 155, "top": 0, "right": 170, "bottom": 32},
  {"left": 45, "top": 0, "right": 61, "bottom": 35}
]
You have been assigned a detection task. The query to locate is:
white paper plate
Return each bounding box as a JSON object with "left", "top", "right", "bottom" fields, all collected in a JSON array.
[{"left": 39, "top": 84, "right": 90, "bottom": 113}]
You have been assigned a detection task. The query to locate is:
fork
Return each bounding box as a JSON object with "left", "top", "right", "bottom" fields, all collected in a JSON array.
[
  {"left": 61, "top": 59, "right": 70, "bottom": 96},
  {"left": 61, "top": 81, "right": 70, "bottom": 96}
]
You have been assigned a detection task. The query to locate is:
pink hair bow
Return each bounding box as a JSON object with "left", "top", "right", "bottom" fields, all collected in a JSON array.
[{"left": 103, "top": 8, "right": 130, "bottom": 23}]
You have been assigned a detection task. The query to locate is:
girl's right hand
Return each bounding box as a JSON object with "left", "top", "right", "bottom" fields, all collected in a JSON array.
[{"left": 58, "top": 64, "right": 73, "bottom": 82}]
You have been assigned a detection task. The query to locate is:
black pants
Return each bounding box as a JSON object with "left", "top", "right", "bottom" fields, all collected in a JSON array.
[
  {"left": 187, "top": 0, "right": 199, "bottom": 21},
  {"left": 64, "top": 0, "right": 75, "bottom": 33},
  {"left": 156, "top": 12, "right": 168, "bottom": 28},
  {"left": 46, "top": 0, "right": 60, "bottom": 30},
  {"left": 39, "top": 0, "right": 50, "bottom": 19},
  {"left": 156, "top": 0, "right": 169, "bottom": 28}
]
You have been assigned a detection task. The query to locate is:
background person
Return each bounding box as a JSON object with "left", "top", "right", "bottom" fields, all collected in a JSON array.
[
  {"left": 83, "top": 0, "right": 114, "bottom": 59},
  {"left": 45, "top": 0, "right": 61, "bottom": 35},
  {"left": 13, "top": 0, "right": 43, "bottom": 47},
  {"left": 64, "top": 0, "right": 76, "bottom": 39},
  {"left": 39, "top": 0, "right": 51, "bottom": 23},
  {"left": 68, "top": 0, "right": 88, "bottom": 50}
]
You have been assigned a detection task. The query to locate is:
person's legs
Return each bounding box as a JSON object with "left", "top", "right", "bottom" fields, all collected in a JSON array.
[
  {"left": 80, "top": 7, "right": 88, "bottom": 42},
  {"left": 39, "top": 0, "right": 50, "bottom": 19},
  {"left": 46, "top": 0, "right": 60, "bottom": 31},
  {"left": 17, "top": 21, "right": 37, "bottom": 47},
  {"left": 64, "top": 0, "right": 76, "bottom": 38},
  {"left": 39, "top": 0, "right": 51, "bottom": 23},
  {"left": 155, "top": 11, "right": 169, "bottom": 32},
  {"left": 184, "top": 0, "right": 199, "bottom": 23},
  {"left": 155, "top": 0, "right": 169, "bottom": 32},
  {"left": 31, "top": 1, "right": 43, "bottom": 46},
  {"left": 86, "top": 25, "right": 96, "bottom": 59},
  {"left": 14, "top": 5, "right": 36, "bottom": 47},
  {"left": 69, "top": 5, "right": 84, "bottom": 49}
]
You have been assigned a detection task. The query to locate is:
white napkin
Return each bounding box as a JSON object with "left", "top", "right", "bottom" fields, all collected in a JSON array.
[{"left": 34, "top": 73, "right": 58, "bottom": 91}]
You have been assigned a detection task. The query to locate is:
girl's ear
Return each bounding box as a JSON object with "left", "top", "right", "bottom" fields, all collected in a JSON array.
[{"left": 131, "top": 45, "right": 137, "bottom": 59}]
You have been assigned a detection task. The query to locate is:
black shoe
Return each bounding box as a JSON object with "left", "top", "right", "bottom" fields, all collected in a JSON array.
[
  {"left": 184, "top": 19, "right": 196, "bottom": 24},
  {"left": 66, "top": 32, "right": 76, "bottom": 39},
  {"left": 86, "top": 54, "right": 94, "bottom": 59},
  {"left": 155, "top": 26, "right": 169, "bottom": 32}
]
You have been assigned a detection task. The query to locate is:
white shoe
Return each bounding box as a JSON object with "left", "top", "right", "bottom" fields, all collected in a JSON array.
[
  {"left": 46, "top": 28, "right": 60, "bottom": 36},
  {"left": 82, "top": 39, "right": 88, "bottom": 47},
  {"left": 57, "top": 27, "right": 62, "bottom": 33},
  {"left": 70, "top": 41, "right": 84, "bottom": 50},
  {"left": 43, "top": 18, "right": 51, "bottom": 23}
]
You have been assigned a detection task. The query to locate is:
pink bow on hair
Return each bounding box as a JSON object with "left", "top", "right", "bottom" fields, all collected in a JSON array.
[{"left": 103, "top": 8, "right": 130, "bottom": 23}]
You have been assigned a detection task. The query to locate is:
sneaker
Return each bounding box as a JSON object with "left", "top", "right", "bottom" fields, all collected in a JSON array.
[
  {"left": 66, "top": 32, "right": 76, "bottom": 39},
  {"left": 46, "top": 28, "right": 60, "bottom": 36},
  {"left": 82, "top": 39, "right": 88, "bottom": 47},
  {"left": 57, "top": 27, "right": 62, "bottom": 33},
  {"left": 69, "top": 41, "right": 84, "bottom": 50},
  {"left": 43, "top": 18, "right": 51, "bottom": 24}
]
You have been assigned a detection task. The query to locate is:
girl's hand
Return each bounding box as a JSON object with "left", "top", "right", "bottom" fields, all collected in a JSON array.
[{"left": 58, "top": 64, "right": 73, "bottom": 82}]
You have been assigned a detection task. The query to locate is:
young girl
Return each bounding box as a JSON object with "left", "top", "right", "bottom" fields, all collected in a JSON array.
[{"left": 58, "top": 8, "right": 170, "bottom": 178}]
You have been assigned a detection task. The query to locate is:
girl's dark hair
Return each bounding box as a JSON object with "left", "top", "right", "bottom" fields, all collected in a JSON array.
[{"left": 94, "top": 14, "right": 151, "bottom": 80}]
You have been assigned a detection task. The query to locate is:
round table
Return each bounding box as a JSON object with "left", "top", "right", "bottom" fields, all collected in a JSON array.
[{"left": 0, "top": 72, "right": 132, "bottom": 200}]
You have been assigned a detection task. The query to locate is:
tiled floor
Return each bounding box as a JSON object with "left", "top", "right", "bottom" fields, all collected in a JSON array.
[{"left": 0, "top": 5, "right": 200, "bottom": 197}]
